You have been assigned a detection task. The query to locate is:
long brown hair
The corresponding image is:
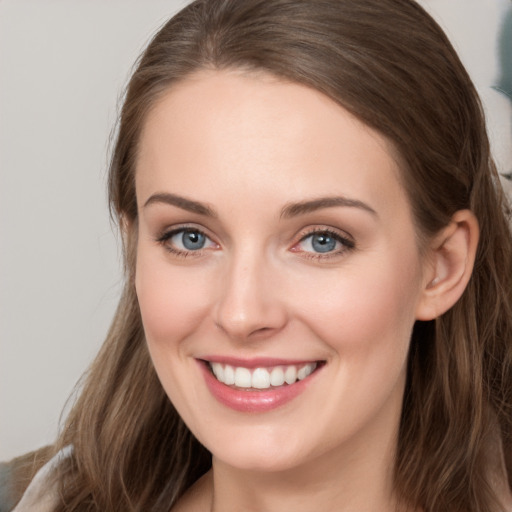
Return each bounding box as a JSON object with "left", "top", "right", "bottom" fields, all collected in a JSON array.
[{"left": 53, "top": 1, "right": 512, "bottom": 510}]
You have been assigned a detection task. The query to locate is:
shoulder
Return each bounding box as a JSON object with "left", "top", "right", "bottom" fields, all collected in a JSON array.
[
  {"left": 500, "top": 173, "right": 512, "bottom": 207},
  {"left": 0, "top": 460, "right": 15, "bottom": 512},
  {"left": 0, "top": 446, "right": 69, "bottom": 512}
]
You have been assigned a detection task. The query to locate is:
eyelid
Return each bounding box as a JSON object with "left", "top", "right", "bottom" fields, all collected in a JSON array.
[
  {"left": 155, "top": 224, "right": 219, "bottom": 257},
  {"left": 154, "top": 223, "right": 354, "bottom": 260},
  {"left": 290, "top": 226, "right": 355, "bottom": 259}
]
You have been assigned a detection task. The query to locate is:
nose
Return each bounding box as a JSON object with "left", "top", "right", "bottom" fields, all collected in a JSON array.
[{"left": 214, "top": 249, "right": 288, "bottom": 342}]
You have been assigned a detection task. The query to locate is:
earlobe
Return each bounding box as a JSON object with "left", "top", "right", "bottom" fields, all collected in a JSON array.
[{"left": 415, "top": 209, "right": 479, "bottom": 321}]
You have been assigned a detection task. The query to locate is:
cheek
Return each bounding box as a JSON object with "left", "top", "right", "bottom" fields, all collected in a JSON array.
[
  {"left": 135, "top": 249, "right": 212, "bottom": 345},
  {"left": 135, "top": 250, "right": 211, "bottom": 415},
  {"left": 295, "top": 248, "right": 423, "bottom": 359}
]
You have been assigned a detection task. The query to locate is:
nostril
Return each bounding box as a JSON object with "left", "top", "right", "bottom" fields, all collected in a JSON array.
[
  {"left": 252, "top": 326, "right": 273, "bottom": 335},
  {"left": 214, "top": 321, "right": 277, "bottom": 340}
]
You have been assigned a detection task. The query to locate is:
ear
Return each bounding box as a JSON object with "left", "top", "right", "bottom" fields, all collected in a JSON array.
[{"left": 415, "top": 209, "right": 479, "bottom": 321}]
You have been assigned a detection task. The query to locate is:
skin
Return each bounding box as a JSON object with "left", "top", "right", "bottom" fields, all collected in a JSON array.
[{"left": 133, "top": 69, "right": 475, "bottom": 512}]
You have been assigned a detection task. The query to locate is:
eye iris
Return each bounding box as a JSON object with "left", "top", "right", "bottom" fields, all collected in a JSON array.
[
  {"left": 182, "top": 230, "right": 205, "bottom": 250},
  {"left": 311, "top": 233, "right": 337, "bottom": 253}
]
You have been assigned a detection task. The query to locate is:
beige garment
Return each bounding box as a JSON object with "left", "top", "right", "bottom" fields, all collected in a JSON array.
[{"left": 13, "top": 447, "right": 71, "bottom": 512}]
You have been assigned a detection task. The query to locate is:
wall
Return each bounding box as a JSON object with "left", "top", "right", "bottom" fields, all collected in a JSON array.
[{"left": 0, "top": 0, "right": 186, "bottom": 460}]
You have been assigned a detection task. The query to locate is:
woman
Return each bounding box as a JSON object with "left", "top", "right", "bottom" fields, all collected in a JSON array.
[{"left": 7, "top": 0, "right": 512, "bottom": 510}]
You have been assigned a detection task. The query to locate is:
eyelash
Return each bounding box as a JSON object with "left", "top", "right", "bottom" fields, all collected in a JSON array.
[
  {"left": 155, "top": 225, "right": 215, "bottom": 258},
  {"left": 155, "top": 226, "right": 355, "bottom": 260},
  {"left": 292, "top": 227, "right": 355, "bottom": 260}
]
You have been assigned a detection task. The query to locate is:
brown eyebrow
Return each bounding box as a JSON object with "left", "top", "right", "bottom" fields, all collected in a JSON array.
[
  {"left": 280, "top": 196, "right": 377, "bottom": 218},
  {"left": 143, "top": 193, "right": 376, "bottom": 219},
  {"left": 143, "top": 193, "right": 217, "bottom": 217}
]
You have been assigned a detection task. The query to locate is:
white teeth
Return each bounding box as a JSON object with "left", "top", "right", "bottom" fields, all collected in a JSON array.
[
  {"left": 234, "top": 367, "right": 252, "bottom": 387},
  {"left": 284, "top": 366, "right": 297, "bottom": 384},
  {"left": 210, "top": 362, "right": 318, "bottom": 389},
  {"left": 298, "top": 363, "right": 316, "bottom": 380},
  {"left": 211, "top": 362, "right": 224, "bottom": 381},
  {"left": 224, "top": 364, "right": 235, "bottom": 385},
  {"left": 270, "top": 366, "right": 285, "bottom": 386},
  {"left": 252, "top": 368, "right": 271, "bottom": 389}
]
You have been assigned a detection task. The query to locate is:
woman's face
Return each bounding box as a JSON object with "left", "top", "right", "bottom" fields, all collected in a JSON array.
[{"left": 135, "top": 70, "right": 431, "bottom": 472}]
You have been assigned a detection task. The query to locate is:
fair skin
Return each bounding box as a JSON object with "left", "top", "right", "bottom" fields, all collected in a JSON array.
[{"left": 133, "top": 69, "right": 478, "bottom": 512}]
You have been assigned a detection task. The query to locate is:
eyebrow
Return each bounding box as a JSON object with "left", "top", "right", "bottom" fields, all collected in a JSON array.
[
  {"left": 143, "top": 193, "right": 217, "bottom": 217},
  {"left": 280, "top": 196, "right": 377, "bottom": 218},
  {"left": 143, "top": 192, "right": 377, "bottom": 219}
]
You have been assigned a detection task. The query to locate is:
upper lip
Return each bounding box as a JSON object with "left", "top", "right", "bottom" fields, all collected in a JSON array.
[{"left": 199, "top": 356, "right": 323, "bottom": 368}]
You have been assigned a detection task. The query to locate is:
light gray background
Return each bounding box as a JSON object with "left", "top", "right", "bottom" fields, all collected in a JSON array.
[{"left": 1, "top": 0, "right": 511, "bottom": 460}]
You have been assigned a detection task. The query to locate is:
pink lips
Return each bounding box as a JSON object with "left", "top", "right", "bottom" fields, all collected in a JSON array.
[{"left": 198, "top": 358, "right": 321, "bottom": 413}]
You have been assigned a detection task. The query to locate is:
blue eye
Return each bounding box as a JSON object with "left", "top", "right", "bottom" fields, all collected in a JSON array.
[
  {"left": 296, "top": 230, "right": 354, "bottom": 255},
  {"left": 158, "top": 228, "right": 216, "bottom": 255},
  {"left": 309, "top": 233, "right": 338, "bottom": 253},
  {"left": 176, "top": 230, "right": 206, "bottom": 250}
]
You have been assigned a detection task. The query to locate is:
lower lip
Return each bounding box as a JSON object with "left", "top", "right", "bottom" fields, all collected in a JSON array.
[{"left": 199, "top": 361, "right": 320, "bottom": 413}]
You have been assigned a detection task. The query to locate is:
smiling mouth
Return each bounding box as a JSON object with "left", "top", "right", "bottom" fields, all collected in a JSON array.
[{"left": 205, "top": 361, "right": 322, "bottom": 390}]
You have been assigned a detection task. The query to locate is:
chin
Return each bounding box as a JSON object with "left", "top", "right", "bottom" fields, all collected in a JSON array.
[
  {"left": 213, "top": 448, "right": 306, "bottom": 473},
  {"left": 204, "top": 427, "right": 315, "bottom": 473}
]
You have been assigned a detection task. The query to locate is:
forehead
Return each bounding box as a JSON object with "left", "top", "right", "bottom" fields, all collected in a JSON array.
[{"left": 135, "top": 69, "right": 410, "bottom": 223}]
